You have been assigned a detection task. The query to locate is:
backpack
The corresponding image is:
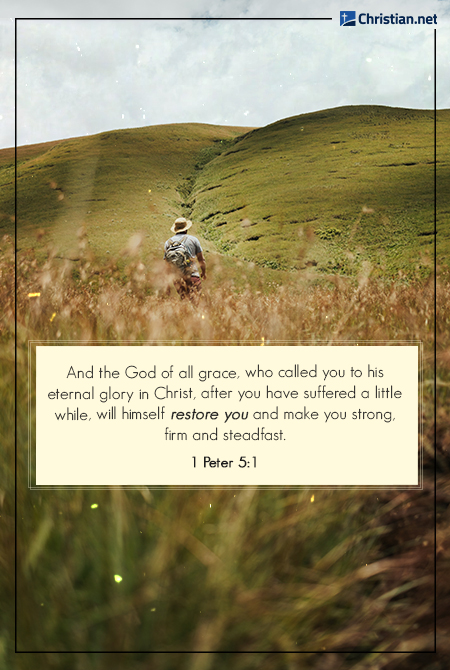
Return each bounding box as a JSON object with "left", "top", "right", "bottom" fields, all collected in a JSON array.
[{"left": 164, "top": 235, "right": 193, "bottom": 274}]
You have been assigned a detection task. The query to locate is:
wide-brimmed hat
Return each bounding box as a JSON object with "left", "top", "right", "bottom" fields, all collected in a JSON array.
[{"left": 171, "top": 217, "right": 192, "bottom": 233}]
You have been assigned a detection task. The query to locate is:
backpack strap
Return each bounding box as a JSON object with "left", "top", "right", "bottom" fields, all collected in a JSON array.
[{"left": 170, "top": 234, "right": 188, "bottom": 247}]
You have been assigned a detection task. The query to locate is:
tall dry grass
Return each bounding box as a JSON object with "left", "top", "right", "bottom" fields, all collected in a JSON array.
[{"left": 2, "top": 233, "right": 449, "bottom": 669}]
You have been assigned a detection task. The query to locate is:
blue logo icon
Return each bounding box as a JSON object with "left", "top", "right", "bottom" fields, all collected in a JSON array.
[{"left": 340, "top": 11, "right": 356, "bottom": 26}]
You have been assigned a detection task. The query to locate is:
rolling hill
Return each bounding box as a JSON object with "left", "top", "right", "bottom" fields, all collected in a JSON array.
[{"left": 2, "top": 105, "right": 449, "bottom": 281}]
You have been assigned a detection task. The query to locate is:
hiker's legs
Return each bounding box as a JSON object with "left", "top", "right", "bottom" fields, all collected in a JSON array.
[
  {"left": 174, "top": 278, "right": 188, "bottom": 299},
  {"left": 186, "top": 276, "right": 202, "bottom": 303},
  {"left": 174, "top": 276, "right": 202, "bottom": 301}
]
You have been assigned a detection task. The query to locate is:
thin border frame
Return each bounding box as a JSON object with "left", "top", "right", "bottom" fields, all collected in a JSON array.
[{"left": 14, "top": 15, "right": 438, "bottom": 657}]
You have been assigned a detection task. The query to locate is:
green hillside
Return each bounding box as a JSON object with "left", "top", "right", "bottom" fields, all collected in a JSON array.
[
  {"left": 2, "top": 105, "right": 449, "bottom": 280},
  {"left": 2, "top": 123, "right": 251, "bottom": 262},
  {"left": 191, "top": 106, "right": 448, "bottom": 278}
]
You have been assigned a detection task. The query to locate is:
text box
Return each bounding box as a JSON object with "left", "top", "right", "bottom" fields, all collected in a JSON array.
[{"left": 34, "top": 345, "right": 419, "bottom": 486}]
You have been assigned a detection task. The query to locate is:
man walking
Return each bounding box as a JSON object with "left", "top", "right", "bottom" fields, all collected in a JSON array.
[{"left": 164, "top": 217, "right": 206, "bottom": 300}]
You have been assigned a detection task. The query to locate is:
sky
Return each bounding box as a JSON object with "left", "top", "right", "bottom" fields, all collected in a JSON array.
[{"left": 0, "top": 0, "right": 449, "bottom": 149}]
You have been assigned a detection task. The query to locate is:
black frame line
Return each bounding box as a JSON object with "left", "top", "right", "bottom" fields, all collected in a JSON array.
[
  {"left": 19, "top": 17, "right": 333, "bottom": 21},
  {"left": 14, "top": 14, "right": 18, "bottom": 656},
  {"left": 433, "top": 27, "right": 437, "bottom": 655},
  {"left": 14, "top": 17, "right": 438, "bottom": 657}
]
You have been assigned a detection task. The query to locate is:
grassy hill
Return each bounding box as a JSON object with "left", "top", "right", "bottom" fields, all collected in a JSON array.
[
  {"left": 2, "top": 105, "right": 449, "bottom": 281},
  {"left": 1, "top": 123, "right": 251, "bottom": 261},
  {"left": 191, "top": 105, "right": 448, "bottom": 278}
]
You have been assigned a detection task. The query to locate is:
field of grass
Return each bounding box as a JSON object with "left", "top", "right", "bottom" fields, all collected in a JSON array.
[
  {"left": 1, "top": 231, "right": 449, "bottom": 667},
  {"left": 2, "top": 105, "right": 449, "bottom": 666}
]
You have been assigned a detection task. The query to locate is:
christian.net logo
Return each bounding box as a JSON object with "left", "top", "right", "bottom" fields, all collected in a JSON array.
[
  {"left": 340, "top": 11, "right": 356, "bottom": 26},
  {"left": 340, "top": 11, "right": 437, "bottom": 26}
]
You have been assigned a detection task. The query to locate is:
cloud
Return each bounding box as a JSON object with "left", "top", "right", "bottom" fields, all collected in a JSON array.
[
  {"left": 0, "top": 0, "right": 448, "bottom": 148},
  {"left": 0, "top": 20, "right": 15, "bottom": 149}
]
